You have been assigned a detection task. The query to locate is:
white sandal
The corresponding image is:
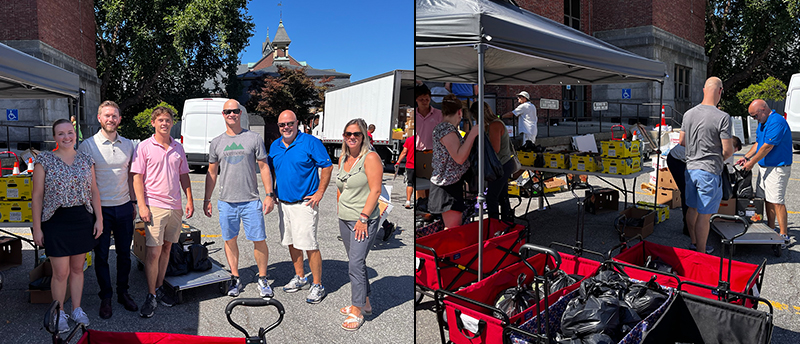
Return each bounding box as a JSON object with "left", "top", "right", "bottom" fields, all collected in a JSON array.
[
  {"left": 339, "top": 305, "right": 372, "bottom": 316},
  {"left": 341, "top": 314, "right": 364, "bottom": 331}
]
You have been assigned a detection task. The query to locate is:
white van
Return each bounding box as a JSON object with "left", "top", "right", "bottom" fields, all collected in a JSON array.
[
  {"left": 785, "top": 73, "right": 800, "bottom": 150},
  {"left": 181, "top": 98, "right": 249, "bottom": 168}
]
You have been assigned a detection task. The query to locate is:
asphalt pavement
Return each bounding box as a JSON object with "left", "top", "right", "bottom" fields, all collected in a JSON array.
[
  {"left": 0, "top": 167, "right": 413, "bottom": 343},
  {"left": 416, "top": 146, "right": 800, "bottom": 344}
]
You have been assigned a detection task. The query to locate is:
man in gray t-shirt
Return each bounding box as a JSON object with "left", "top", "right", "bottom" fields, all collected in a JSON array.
[
  {"left": 203, "top": 99, "right": 276, "bottom": 299},
  {"left": 679, "top": 77, "right": 734, "bottom": 255}
]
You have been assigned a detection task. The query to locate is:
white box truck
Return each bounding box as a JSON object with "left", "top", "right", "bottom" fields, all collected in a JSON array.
[
  {"left": 180, "top": 98, "right": 249, "bottom": 168},
  {"left": 784, "top": 73, "right": 800, "bottom": 150},
  {"left": 312, "top": 70, "right": 414, "bottom": 165}
]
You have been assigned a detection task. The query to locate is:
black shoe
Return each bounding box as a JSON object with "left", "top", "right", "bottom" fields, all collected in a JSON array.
[
  {"left": 383, "top": 222, "right": 396, "bottom": 241},
  {"left": 118, "top": 292, "right": 139, "bottom": 312},
  {"left": 139, "top": 293, "right": 157, "bottom": 318},
  {"left": 99, "top": 298, "right": 112, "bottom": 319},
  {"left": 156, "top": 286, "right": 176, "bottom": 307}
]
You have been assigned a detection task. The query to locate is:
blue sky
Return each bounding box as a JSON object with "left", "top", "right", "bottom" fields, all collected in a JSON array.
[{"left": 239, "top": 0, "right": 413, "bottom": 82}]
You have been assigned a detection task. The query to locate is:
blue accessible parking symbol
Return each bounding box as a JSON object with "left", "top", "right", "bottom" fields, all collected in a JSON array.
[
  {"left": 621, "top": 89, "right": 631, "bottom": 99},
  {"left": 6, "top": 109, "right": 18, "bottom": 121}
]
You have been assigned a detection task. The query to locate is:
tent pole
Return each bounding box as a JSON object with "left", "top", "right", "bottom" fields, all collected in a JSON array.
[
  {"left": 655, "top": 80, "right": 664, "bottom": 205},
  {"left": 476, "top": 43, "right": 486, "bottom": 281}
]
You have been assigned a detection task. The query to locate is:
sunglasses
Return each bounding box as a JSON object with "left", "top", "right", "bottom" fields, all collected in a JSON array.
[
  {"left": 343, "top": 132, "right": 363, "bottom": 138},
  {"left": 278, "top": 121, "right": 296, "bottom": 128},
  {"left": 223, "top": 109, "right": 241, "bottom": 115}
]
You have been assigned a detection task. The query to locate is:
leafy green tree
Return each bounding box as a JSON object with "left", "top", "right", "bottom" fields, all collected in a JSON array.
[
  {"left": 95, "top": 0, "right": 255, "bottom": 118},
  {"left": 706, "top": 0, "right": 800, "bottom": 117},
  {"left": 245, "top": 66, "right": 333, "bottom": 122},
  {"left": 120, "top": 101, "right": 180, "bottom": 140},
  {"left": 736, "top": 76, "right": 787, "bottom": 108}
]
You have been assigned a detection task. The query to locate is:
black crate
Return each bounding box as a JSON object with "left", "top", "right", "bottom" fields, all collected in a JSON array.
[
  {"left": 585, "top": 188, "right": 619, "bottom": 214},
  {"left": 179, "top": 224, "right": 201, "bottom": 244}
]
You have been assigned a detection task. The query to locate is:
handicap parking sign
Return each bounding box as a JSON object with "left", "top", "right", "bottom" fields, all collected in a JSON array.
[
  {"left": 621, "top": 89, "right": 632, "bottom": 99},
  {"left": 6, "top": 109, "right": 18, "bottom": 121}
]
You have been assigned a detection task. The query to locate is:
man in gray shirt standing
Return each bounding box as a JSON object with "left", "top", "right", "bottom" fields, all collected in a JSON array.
[
  {"left": 78, "top": 100, "right": 139, "bottom": 318},
  {"left": 203, "top": 99, "right": 276, "bottom": 298},
  {"left": 679, "top": 77, "right": 734, "bottom": 254}
]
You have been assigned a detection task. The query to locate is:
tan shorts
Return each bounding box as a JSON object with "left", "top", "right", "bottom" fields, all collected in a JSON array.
[
  {"left": 277, "top": 201, "right": 319, "bottom": 251},
  {"left": 756, "top": 165, "right": 791, "bottom": 204},
  {"left": 145, "top": 206, "right": 183, "bottom": 246}
]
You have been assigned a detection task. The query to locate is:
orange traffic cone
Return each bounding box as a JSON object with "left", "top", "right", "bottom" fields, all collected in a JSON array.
[
  {"left": 26, "top": 158, "right": 33, "bottom": 173},
  {"left": 12, "top": 161, "right": 20, "bottom": 175}
]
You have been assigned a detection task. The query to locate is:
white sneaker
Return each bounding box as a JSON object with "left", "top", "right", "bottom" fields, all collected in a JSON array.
[
  {"left": 404, "top": 200, "right": 412, "bottom": 209},
  {"left": 57, "top": 310, "right": 69, "bottom": 333},
  {"left": 258, "top": 276, "right": 274, "bottom": 298},
  {"left": 71, "top": 307, "right": 90, "bottom": 326},
  {"left": 782, "top": 234, "right": 796, "bottom": 249}
]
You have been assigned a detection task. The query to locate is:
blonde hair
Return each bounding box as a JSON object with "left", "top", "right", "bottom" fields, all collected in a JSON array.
[
  {"left": 97, "top": 100, "right": 120, "bottom": 116},
  {"left": 340, "top": 118, "right": 371, "bottom": 163}
]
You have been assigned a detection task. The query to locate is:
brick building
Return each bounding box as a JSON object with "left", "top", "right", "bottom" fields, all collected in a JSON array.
[
  {"left": 488, "top": 0, "right": 706, "bottom": 127},
  {"left": 0, "top": 0, "right": 100, "bottom": 146}
]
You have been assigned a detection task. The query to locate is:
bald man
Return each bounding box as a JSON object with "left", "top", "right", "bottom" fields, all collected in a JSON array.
[
  {"left": 203, "top": 99, "right": 276, "bottom": 298},
  {"left": 679, "top": 77, "right": 734, "bottom": 254},
  {"left": 737, "top": 99, "right": 795, "bottom": 248},
  {"left": 268, "top": 110, "right": 333, "bottom": 304}
]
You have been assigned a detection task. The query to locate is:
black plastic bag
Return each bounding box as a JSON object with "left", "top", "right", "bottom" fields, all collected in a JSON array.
[
  {"left": 188, "top": 243, "right": 212, "bottom": 272},
  {"left": 165, "top": 243, "right": 189, "bottom": 276},
  {"left": 732, "top": 168, "right": 753, "bottom": 199},
  {"left": 721, "top": 165, "right": 733, "bottom": 201},
  {"left": 644, "top": 255, "right": 673, "bottom": 274},
  {"left": 533, "top": 270, "right": 580, "bottom": 297},
  {"left": 560, "top": 270, "right": 640, "bottom": 342},
  {"left": 624, "top": 277, "right": 669, "bottom": 319},
  {"left": 494, "top": 274, "right": 538, "bottom": 318}
]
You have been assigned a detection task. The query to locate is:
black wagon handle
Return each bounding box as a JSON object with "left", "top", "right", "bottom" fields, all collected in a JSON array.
[
  {"left": 225, "top": 298, "right": 285, "bottom": 340},
  {"left": 519, "top": 243, "right": 562, "bottom": 272},
  {"left": 709, "top": 214, "right": 750, "bottom": 242}
]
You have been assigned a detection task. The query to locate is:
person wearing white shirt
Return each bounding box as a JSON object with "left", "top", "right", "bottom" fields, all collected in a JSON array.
[{"left": 503, "top": 91, "right": 538, "bottom": 144}]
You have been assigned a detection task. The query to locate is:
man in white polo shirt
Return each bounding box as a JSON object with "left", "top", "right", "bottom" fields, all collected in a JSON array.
[{"left": 78, "top": 100, "right": 139, "bottom": 319}]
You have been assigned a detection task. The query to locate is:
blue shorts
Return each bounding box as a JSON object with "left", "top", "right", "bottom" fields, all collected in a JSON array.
[
  {"left": 218, "top": 200, "right": 266, "bottom": 241},
  {"left": 684, "top": 169, "right": 722, "bottom": 215}
]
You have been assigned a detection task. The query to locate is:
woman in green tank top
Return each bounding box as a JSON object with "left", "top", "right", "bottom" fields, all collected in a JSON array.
[{"left": 335, "top": 118, "right": 382, "bottom": 331}]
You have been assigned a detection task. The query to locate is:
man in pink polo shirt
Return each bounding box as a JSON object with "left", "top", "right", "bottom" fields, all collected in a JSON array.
[{"left": 131, "top": 106, "right": 195, "bottom": 318}]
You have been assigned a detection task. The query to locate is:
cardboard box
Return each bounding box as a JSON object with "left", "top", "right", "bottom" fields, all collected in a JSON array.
[
  {"left": 619, "top": 207, "right": 655, "bottom": 239},
  {"left": 543, "top": 152, "right": 570, "bottom": 169},
  {"left": 28, "top": 259, "right": 69, "bottom": 304},
  {"left": 601, "top": 140, "right": 641, "bottom": 158},
  {"left": 508, "top": 181, "right": 520, "bottom": 197},
  {"left": 0, "top": 175, "right": 32, "bottom": 200},
  {"left": 718, "top": 198, "right": 737, "bottom": 216},
  {"left": 585, "top": 188, "right": 619, "bottom": 214},
  {"left": 602, "top": 157, "right": 641, "bottom": 175},
  {"left": 0, "top": 201, "right": 32, "bottom": 222},
  {"left": 736, "top": 198, "right": 764, "bottom": 218},
  {"left": 636, "top": 201, "right": 670, "bottom": 224},
  {"left": 391, "top": 131, "right": 404, "bottom": 140},
  {"left": 653, "top": 168, "right": 678, "bottom": 190},
  {"left": 518, "top": 151, "right": 536, "bottom": 166},
  {"left": 656, "top": 188, "right": 681, "bottom": 209},
  {"left": 0, "top": 236, "right": 22, "bottom": 271},
  {"left": 543, "top": 177, "right": 567, "bottom": 193},
  {"left": 570, "top": 154, "right": 601, "bottom": 172}
]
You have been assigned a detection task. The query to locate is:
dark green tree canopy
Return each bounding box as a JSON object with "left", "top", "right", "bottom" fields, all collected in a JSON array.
[
  {"left": 706, "top": 0, "right": 800, "bottom": 117},
  {"left": 245, "top": 66, "right": 333, "bottom": 122},
  {"left": 95, "top": 0, "right": 255, "bottom": 118}
]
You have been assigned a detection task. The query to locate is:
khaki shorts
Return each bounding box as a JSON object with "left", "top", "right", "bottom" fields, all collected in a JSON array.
[
  {"left": 277, "top": 201, "right": 319, "bottom": 251},
  {"left": 145, "top": 206, "right": 183, "bottom": 246},
  {"left": 756, "top": 165, "right": 791, "bottom": 204}
]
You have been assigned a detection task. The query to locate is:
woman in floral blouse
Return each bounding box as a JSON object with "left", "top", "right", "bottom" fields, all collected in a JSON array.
[
  {"left": 32, "top": 118, "right": 103, "bottom": 333},
  {"left": 429, "top": 94, "right": 479, "bottom": 229}
]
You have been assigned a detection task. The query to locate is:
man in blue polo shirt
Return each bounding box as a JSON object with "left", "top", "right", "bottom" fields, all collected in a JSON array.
[
  {"left": 737, "top": 99, "right": 794, "bottom": 248},
  {"left": 268, "top": 110, "right": 333, "bottom": 304}
]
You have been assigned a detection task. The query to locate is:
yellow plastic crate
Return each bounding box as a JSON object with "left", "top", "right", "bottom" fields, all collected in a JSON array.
[
  {"left": 636, "top": 201, "right": 670, "bottom": 223},
  {"left": 569, "top": 154, "right": 601, "bottom": 172},
  {"left": 543, "top": 152, "right": 569, "bottom": 169},
  {"left": 0, "top": 201, "right": 32, "bottom": 222},
  {"left": 518, "top": 151, "right": 536, "bottom": 166},
  {"left": 601, "top": 140, "right": 641, "bottom": 158},
  {"left": 508, "top": 182, "right": 520, "bottom": 196},
  {"left": 0, "top": 175, "right": 32, "bottom": 200},
  {"left": 602, "top": 157, "right": 641, "bottom": 175}
]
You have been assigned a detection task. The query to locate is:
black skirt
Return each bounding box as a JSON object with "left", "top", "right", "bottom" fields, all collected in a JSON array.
[
  {"left": 42, "top": 205, "right": 97, "bottom": 257},
  {"left": 429, "top": 178, "right": 467, "bottom": 214}
]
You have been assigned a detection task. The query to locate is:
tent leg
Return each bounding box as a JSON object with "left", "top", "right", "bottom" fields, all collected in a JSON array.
[{"left": 476, "top": 43, "right": 487, "bottom": 281}]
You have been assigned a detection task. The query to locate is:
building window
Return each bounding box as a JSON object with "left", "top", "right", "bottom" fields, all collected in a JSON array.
[
  {"left": 674, "top": 65, "right": 691, "bottom": 115},
  {"left": 564, "top": 0, "right": 580, "bottom": 31}
]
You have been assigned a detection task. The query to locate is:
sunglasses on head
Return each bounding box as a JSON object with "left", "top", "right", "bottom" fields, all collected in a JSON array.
[
  {"left": 278, "top": 121, "right": 296, "bottom": 128},
  {"left": 223, "top": 109, "right": 241, "bottom": 115},
  {"left": 343, "top": 132, "right": 363, "bottom": 138}
]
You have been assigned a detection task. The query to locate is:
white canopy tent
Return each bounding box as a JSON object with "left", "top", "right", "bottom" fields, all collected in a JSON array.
[
  {"left": 0, "top": 42, "right": 80, "bottom": 99},
  {"left": 416, "top": 0, "right": 667, "bottom": 280}
]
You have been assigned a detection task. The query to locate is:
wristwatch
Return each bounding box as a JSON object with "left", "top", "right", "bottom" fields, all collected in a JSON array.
[
  {"left": 265, "top": 192, "right": 275, "bottom": 198},
  {"left": 359, "top": 216, "right": 368, "bottom": 224}
]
